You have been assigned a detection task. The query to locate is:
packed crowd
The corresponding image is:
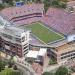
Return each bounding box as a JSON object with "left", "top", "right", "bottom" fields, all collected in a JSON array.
[
  {"left": 42, "top": 7, "right": 75, "bottom": 35},
  {"left": 1, "top": 3, "right": 44, "bottom": 25},
  {"left": 1, "top": 3, "right": 75, "bottom": 35}
]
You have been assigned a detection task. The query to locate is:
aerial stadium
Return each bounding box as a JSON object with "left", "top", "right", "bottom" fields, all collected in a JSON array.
[
  {"left": 1, "top": 0, "right": 75, "bottom": 74},
  {"left": 0, "top": 3, "right": 65, "bottom": 46}
]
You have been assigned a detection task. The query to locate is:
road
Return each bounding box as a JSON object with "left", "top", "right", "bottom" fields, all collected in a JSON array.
[
  {"left": 17, "top": 64, "right": 31, "bottom": 75},
  {"left": 0, "top": 52, "right": 36, "bottom": 75},
  {"left": 15, "top": 62, "right": 35, "bottom": 75},
  {"left": 43, "top": 64, "right": 61, "bottom": 72}
]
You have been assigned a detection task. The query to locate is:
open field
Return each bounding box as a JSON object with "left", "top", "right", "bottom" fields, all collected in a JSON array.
[{"left": 21, "top": 22, "right": 64, "bottom": 43}]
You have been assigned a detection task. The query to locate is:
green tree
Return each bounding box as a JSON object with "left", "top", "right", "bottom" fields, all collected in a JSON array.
[
  {"left": 8, "top": 62, "right": 13, "bottom": 68},
  {"left": 52, "top": 0, "right": 67, "bottom": 8},
  {"left": 0, "top": 61, "right": 6, "bottom": 72},
  {"left": 44, "top": 0, "right": 68, "bottom": 12},
  {"left": 3, "top": 0, "right": 14, "bottom": 6},
  {"left": 1, "top": 61, "right": 5, "bottom": 70},
  {"left": 0, "top": 3, "right": 5, "bottom": 10},
  {"left": 59, "top": 0, "right": 68, "bottom": 3},
  {"left": 13, "top": 65, "right": 18, "bottom": 70},
  {"left": 44, "top": 0, "right": 50, "bottom": 12},
  {"left": 42, "top": 72, "right": 53, "bottom": 75},
  {"left": 55, "top": 66, "right": 68, "bottom": 75},
  {"left": 58, "top": 1, "right": 66, "bottom": 8},
  {"left": 0, "top": 67, "right": 1, "bottom": 72}
]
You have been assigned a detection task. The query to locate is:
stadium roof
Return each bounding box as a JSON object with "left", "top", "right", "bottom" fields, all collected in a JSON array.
[{"left": 48, "top": 39, "right": 68, "bottom": 47}]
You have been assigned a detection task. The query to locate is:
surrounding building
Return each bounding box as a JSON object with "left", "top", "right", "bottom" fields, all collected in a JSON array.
[
  {"left": 47, "top": 40, "right": 75, "bottom": 64},
  {"left": 1, "top": 26, "right": 30, "bottom": 57},
  {"left": 1, "top": 1, "right": 75, "bottom": 74},
  {"left": 0, "top": 20, "right": 30, "bottom": 57},
  {"left": 26, "top": 48, "right": 47, "bottom": 64}
]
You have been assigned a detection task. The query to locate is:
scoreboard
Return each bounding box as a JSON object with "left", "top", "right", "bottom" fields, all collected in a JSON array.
[{"left": 16, "top": 1, "right": 24, "bottom": 7}]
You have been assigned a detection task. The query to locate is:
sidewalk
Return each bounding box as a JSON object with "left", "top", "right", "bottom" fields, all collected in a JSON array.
[{"left": 13, "top": 56, "right": 38, "bottom": 75}]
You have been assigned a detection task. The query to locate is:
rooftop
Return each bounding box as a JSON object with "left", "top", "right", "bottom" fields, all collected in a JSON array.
[
  {"left": 48, "top": 39, "right": 68, "bottom": 47},
  {"left": 26, "top": 50, "right": 38, "bottom": 58},
  {"left": 26, "top": 48, "right": 47, "bottom": 58},
  {"left": 56, "top": 42, "right": 75, "bottom": 53},
  {"left": 1, "top": 26, "right": 28, "bottom": 37},
  {"left": 38, "top": 48, "right": 47, "bottom": 56}
]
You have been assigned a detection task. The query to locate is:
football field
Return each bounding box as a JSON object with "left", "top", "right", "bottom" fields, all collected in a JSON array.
[{"left": 22, "top": 22, "right": 64, "bottom": 43}]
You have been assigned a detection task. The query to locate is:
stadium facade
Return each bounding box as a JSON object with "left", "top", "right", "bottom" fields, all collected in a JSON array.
[{"left": 1, "top": 3, "right": 75, "bottom": 65}]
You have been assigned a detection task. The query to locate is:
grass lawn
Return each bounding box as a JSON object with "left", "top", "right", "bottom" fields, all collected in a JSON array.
[
  {"left": 0, "top": 68, "right": 20, "bottom": 75},
  {"left": 49, "top": 58, "right": 57, "bottom": 65},
  {"left": 0, "top": 68, "right": 13, "bottom": 75},
  {"left": 23, "top": 22, "right": 64, "bottom": 43}
]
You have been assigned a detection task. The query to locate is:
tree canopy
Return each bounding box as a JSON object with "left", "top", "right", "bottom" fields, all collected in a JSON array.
[
  {"left": 42, "top": 72, "right": 53, "bottom": 75},
  {"left": 55, "top": 66, "right": 68, "bottom": 75},
  {"left": 0, "top": 4, "right": 5, "bottom": 10},
  {"left": 44, "top": 0, "right": 68, "bottom": 12}
]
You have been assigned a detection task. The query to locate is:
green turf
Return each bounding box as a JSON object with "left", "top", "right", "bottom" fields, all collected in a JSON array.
[
  {"left": 0, "top": 68, "right": 20, "bottom": 75},
  {"left": 0, "top": 68, "right": 13, "bottom": 75},
  {"left": 26, "top": 23, "right": 64, "bottom": 43}
]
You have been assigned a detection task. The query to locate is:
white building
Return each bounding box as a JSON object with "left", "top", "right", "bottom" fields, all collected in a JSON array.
[
  {"left": 26, "top": 48, "right": 47, "bottom": 63},
  {"left": 0, "top": 25, "right": 30, "bottom": 57}
]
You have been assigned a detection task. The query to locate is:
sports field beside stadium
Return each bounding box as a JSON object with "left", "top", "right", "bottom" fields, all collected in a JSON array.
[{"left": 21, "top": 22, "right": 64, "bottom": 43}]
